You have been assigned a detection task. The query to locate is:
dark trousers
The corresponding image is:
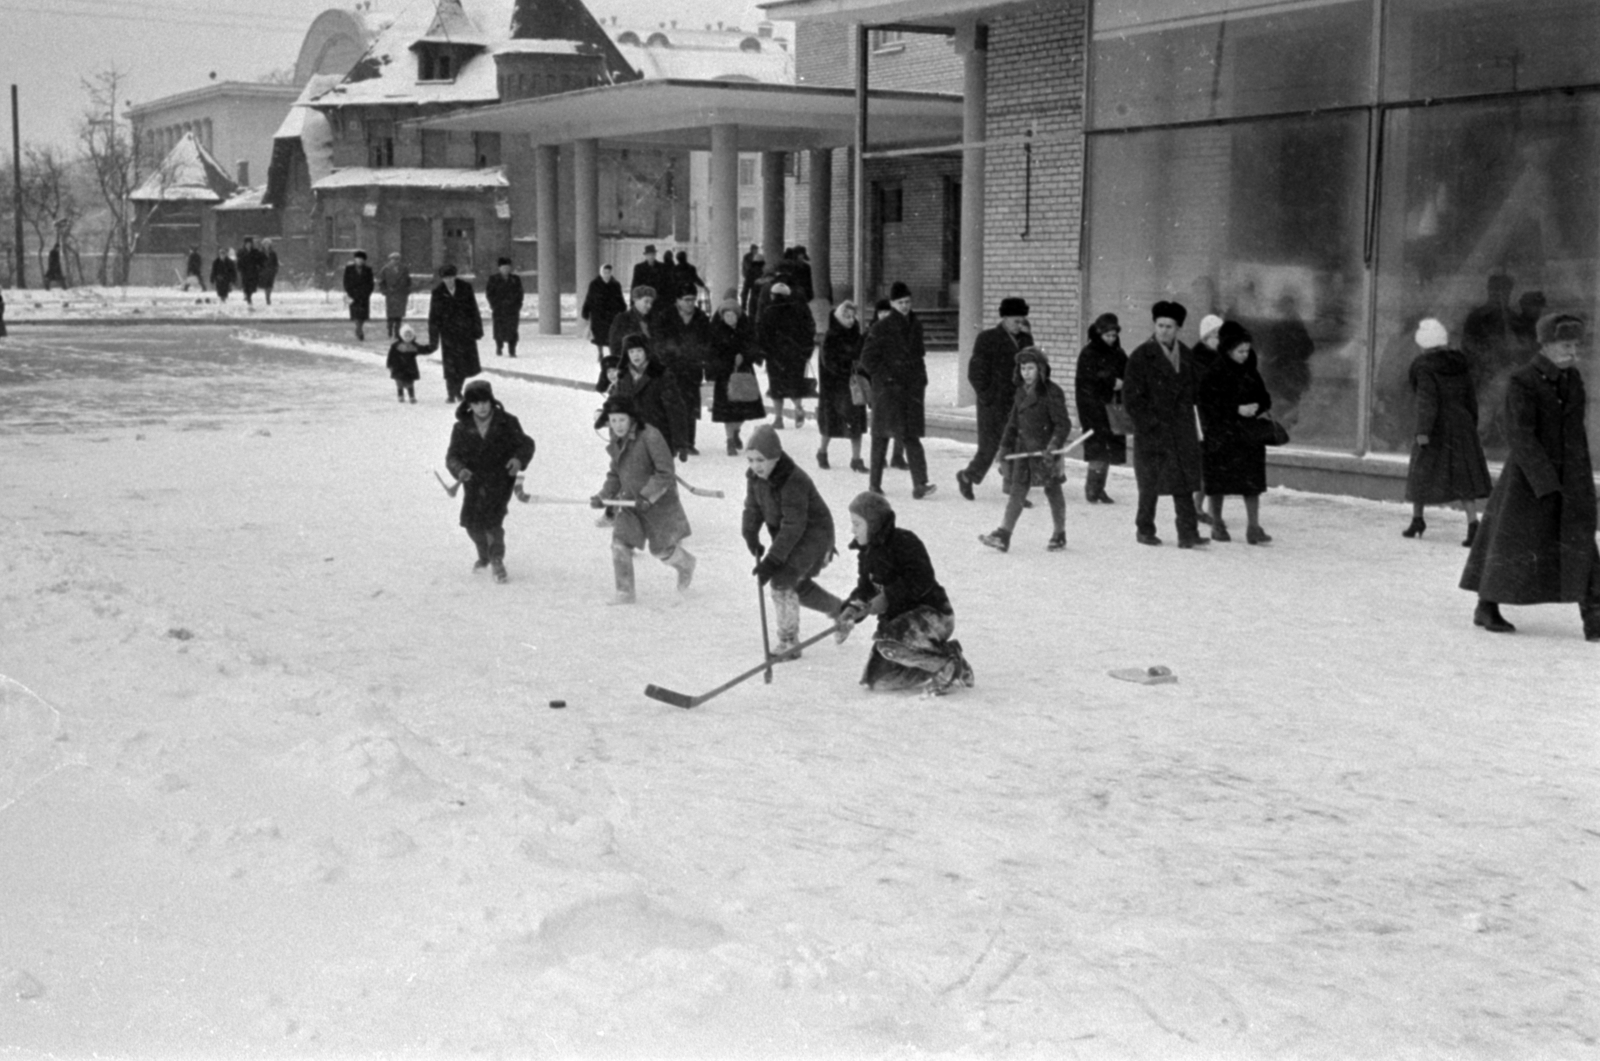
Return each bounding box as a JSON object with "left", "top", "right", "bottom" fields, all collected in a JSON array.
[
  {"left": 387, "top": 316, "right": 403, "bottom": 338},
  {"left": 444, "top": 371, "right": 465, "bottom": 402},
  {"left": 1001, "top": 480, "right": 1066, "bottom": 533},
  {"left": 1136, "top": 488, "right": 1200, "bottom": 540},
  {"left": 962, "top": 401, "right": 1009, "bottom": 484},
  {"left": 870, "top": 434, "right": 926, "bottom": 492},
  {"left": 466, "top": 525, "right": 505, "bottom": 563},
  {"left": 676, "top": 375, "right": 701, "bottom": 448}
]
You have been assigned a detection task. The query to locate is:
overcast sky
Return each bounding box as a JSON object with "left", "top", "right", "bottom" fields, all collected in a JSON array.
[{"left": 1, "top": 0, "right": 781, "bottom": 153}]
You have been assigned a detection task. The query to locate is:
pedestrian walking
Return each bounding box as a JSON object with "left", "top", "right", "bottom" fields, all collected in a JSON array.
[
  {"left": 237, "top": 237, "right": 264, "bottom": 306},
  {"left": 1074, "top": 312, "right": 1128, "bottom": 503},
  {"left": 427, "top": 264, "right": 483, "bottom": 403},
  {"left": 581, "top": 263, "right": 627, "bottom": 384},
  {"left": 653, "top": 286, "right": 711, "bottom": 454},
  {"left": 210, "top": 248, "right": 237, "bottom": 302},
  {"left": 1460, "top": 313, "right": 1599, "bottom": 640},
  {"left": 343, "top": 250, "right": 375, "bottom": 341},
  {"left": 385, "top": 323, "right": 429, "bottom": 404},
  {"left": 979, "top": 347, "right": 1071, "bottom": 553},
  {"left": 1192, "top": 313, "right": 1225, "bottom": 522},
  {"left": 591, "top": 394, "right": 696, "bottom": 604},
  {"left": 378, "top": 251, "right": 413, "bottom": 338},
  {"left": 707, "top": 297, "right": 765, "bottom": 456},
  {"left": 860, "top": 282, "right": 935, "bottom": 499},
  {"left": 836, "top": 491, "right": 972, "bottom": 695},
  {"left": 615, "top": 333, "right": 690, "bottom": 458},
  {"left": 1197, "top": 322, "right": 1275, "bottom": 544},
  {"left": 259, "top": 239, "right": 279, "bottom": 305},
  {"left": 1401, "top": 318, "right": 1492, "bottom": 544},
  {"left": 607, "top": 285, "right": 655, "bottom": 366},
  {"left": 631, "top": 245, "right": 668, "bottom": 299},
  {"left": 1124, "top": 300, "right": 1207, "bottom": 547},
  {"left": 741, "top": 244, "right": 765, "bottom": 317},
  {"left": 183, "top": 247, "right": 204, "bottom": 292},
  {"left": 957, "top": 297, "right": 1033, "bottom": 500},
  {"left": 44, "top": 242, "right": 66, "bottom": 290},
  {"left": 817, "top": 300, "right": 868, "bottom": 472},
  {"left": 485, "top": 257, "right": 525, "bottom": 358},
  {"left": 742, "top": 424, "right": 843, "bottom": 661},
  {"left": 759, "top": 281, "right": 816, "bottom": 429},
  {"left": 445, "top": 379, "right": 535, "bottom": 584}
]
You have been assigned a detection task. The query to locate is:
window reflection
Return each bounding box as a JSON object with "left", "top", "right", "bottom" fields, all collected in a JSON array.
[{"left": 1383, "top": 0, "right": 1600, "bottom": 101}]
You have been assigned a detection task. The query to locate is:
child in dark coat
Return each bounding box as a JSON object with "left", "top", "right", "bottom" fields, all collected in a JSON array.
[
  {"left": 445, "top": 379, "right": 535, "bottom": 583},
  {"left": 980, "top": 347, "right": 1072, "bottom": 553},
  {"left": 385, "top": 323, "right": 430, "bottom": 403},
  {"left": 837, "top": 491, "right": 972, "bottom": 696}
]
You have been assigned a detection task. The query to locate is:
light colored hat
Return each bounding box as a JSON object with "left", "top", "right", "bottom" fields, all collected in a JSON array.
[
  {"left": 399, "top": 324, "right": 416, "bottom": 341},
  {"left": 1198, "top": 314, "right": 1224, "bottom": 340},
  {"left": 1415, "top": 318, "right": 1448, "bottom": 349}
]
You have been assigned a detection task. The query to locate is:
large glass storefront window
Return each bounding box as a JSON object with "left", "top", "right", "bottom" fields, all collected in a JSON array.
[
  {"left": 1086, "top": 114, "right": 1368, "bottom": 449},
  {"left": 1383, "top": 0, "right": 1600, "bottom": 102}
]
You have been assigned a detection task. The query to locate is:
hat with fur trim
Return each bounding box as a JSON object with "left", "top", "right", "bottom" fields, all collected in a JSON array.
[
  {"left": 1151, "top": 300, "right": 1188, "bottom": 326},
  {"left": 998, "top": 297, "right": 1029, "bottom": 318},
  {"left": 1536, "top": 312, "right": 1584, "bottom": 345}
]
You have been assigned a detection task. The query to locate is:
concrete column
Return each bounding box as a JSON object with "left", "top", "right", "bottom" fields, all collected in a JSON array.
[
  {"left": 572, "top": 138, "right": 599, "bottom": 292},
  {"left": 761, "top": 151, "right": 786, "bottom": 270},
  {"left": 807, "top": 148, "right": 832, "bottom": 304},
  {"left": 956, "top": 23, "right": 988, "bottom": 407},
  {"left": 709, "top": 124, "right": 741, "bottom": 307},
  {"left": 534, "top": 143, "right": 560, "bottom": 335}
]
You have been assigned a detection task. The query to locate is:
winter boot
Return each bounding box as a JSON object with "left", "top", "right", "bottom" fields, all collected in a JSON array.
[
  {"left": 1084, "top": 464, "right": 1105, "bottom": 503},
  {"left": 610, "top": 542, "right": 636, "bottom": 604},
  {"left": 816, "top": 448, "right": 830, "bottom": 470},
  {"left": 956, "top": 469, "right": 975, "bottom": 501},
  {"left": 664, "top": 545, "right": 697, "bottom": 591},
  {"left": 1473, "top": 600, "right": 1514, "bottom": 633},
  {"left": 771, "top": 590, "right": 802, "bottom": 660},
  {"left": 726, "top": 432, "right": 741, "bottom": 456},
  {"left": 1210, "top": 520, "right": 1231, "bottom": 542},
  {"left": 979, "top": 527, "right": 1011, "bottom": 552},
  {"left": 850, "top": 458, "right": 868, "bottom": 474},
  {"left": 1462, "top": 521, "right": 1479, "bottom": 548},
  {"left": 1402, "top": 516, "right": 1426, "bottom": 538},
  {"left": 1246, "top": 525, "right": 1272, "bottom": 545},
  {"left": 491, "top": 560, "right": 508, "bottom": 583},
  {"left": 947, "top": 639, "right": 975, "bottom": 687},
  {"left": 1047, "top": 531, "right": 1066, "bottom": 551}
]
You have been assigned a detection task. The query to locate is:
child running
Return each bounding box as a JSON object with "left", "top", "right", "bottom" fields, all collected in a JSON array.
[
  {"left": 445, "top": 379, "right": 534, "bottom": 583},
  {"left": 980, "top": 347, "right": 1072, "bottom": 552},
  {"left": 590, "top": 394, "right": 696, "bottom": 603}
]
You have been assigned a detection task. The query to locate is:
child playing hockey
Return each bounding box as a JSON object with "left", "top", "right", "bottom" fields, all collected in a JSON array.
[
  {"left": 590, "top": 395, "right": 696, "bottom": 603},
  {"left": 445, "top": 379, "right": 535, "bottom": 583},
  {"left": 385, "top": 324, "right": 429, "bottom": 403},
  {"left": 980, "top": 347, "right": 1072, "bottom": 552}
]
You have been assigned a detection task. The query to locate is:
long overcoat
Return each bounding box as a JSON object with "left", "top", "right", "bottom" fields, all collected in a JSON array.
[
  {"left": 615, "top": 350, "right": 690, "bottom": 453},
  {"left": 760, "top": 293, "right": 817, "bottom": 400},
  {"left": 260, "top": 248, "right": 279, "bottom": 289},
  {"left": 1074, "top": 330, "right": 1128, "bottom": 464},
  {"left": 607, "top": 307, "right": 651, "bottom": 361},
  {"left": 969, "top": 323, "right": 1033, "bottom": 452},
  {"left": 601, "top": 422, "right": 690, "bottom": 554},
  {"left": 707, "top": 313, "right": 766, "bottom": 423},
  {"left": 1123, "top": 336, "right": 1204, "bottom": 494},
  {"left": 428, "top": 279, "right": 483, "bottom": 380},
  {"left": 859, "top": 309, "right": 929, "bottom": 440},
  {"left": 582, "top": 276, "right": 626, "bottom": 348},
  {"left": 817, "top": 312, "right": 866, "bottom": 439},
  {"left": 1405, "top": 347, "right": 1493, "bottom": 505},
  {"left": 343, "top": 263, "right": 375, "bottom": 321},
  {"left": 445, "top": 399, "right": 535, "bottom": 532},
  {"left": 654, "top": 304, "right": 712, "bottom": 423},
  {"left": 236, "top": 246, "right": 263, "bottom": 293},
  {"left": 1460, "top": 356, "right": 1598, "bottom": 604},
  {"left": 1197, "top": 350, "right": 1273, "bottom": 497},
  {"left": 378, "top": 260, "right": 413, "bottom": 319},
  {"left": 998, "top": 358, "right": 1072, "bottom": 489},
  {"left": 742, "top": 454, "right": 836, "bottom": 589}
]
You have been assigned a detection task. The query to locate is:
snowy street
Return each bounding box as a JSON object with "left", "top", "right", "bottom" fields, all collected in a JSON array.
[{"left": 1, "top": 324, "right": 1595, "bottom": 1058}]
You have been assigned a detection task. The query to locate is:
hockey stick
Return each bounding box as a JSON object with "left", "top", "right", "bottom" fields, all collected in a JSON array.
[
  {"left": 675, "top": 475, "right": 725, "bottom": 499},
  {"left": 433, "top": 470, "right": 462, "bottom": 497},
  {"left": 645, "top": 623, "right": 841, "bottom": 709},
  {"left": 524, "top": 495, "right": 636, "bottom": 507},
  {"left": 1000, "top": 429, "right": 1096, "bottom": 461},
  {"left": 757, "top": 582, "right": 774, "bottom": 685}
]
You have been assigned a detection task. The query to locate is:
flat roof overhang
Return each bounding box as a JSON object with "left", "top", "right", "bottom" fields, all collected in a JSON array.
[
  {"left": 759, "top": 0, "right": 1042, "bottom": 27},
  {"left": 412, "top": 78, "right": 964, "bottom": 152}
]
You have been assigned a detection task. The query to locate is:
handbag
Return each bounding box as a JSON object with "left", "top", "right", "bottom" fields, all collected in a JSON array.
[
  {"left": 726, "top": 370, "right": 762, "bottom": 404},
  {"left": 849, "top": 373, "right": 868, "bottom": 407},
  {"left": 1243, "top": 415, "right": 1291, "bottom": 447},
  {"left": 1105, "top": 397, "right": 1135, "bottom": 436}
]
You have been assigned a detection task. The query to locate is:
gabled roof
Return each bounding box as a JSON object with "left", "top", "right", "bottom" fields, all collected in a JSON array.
[
  {"left": 130, "top": 132, "right": 239, "bottom": 203},
  {"left": 413, "top": 0, "right": 490, "bottom": 46},
  {"left": 510, "top": 0, "right": 636, "bottom": 82}
]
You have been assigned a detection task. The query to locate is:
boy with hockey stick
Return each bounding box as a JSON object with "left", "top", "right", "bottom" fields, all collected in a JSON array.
[
  {"left": 591, "top": 394, "right": 697, "bottom": 603},
  {"left": 836, "top": 491, "right": 973, "bottom": 695},
  {"left": 980, "top": 347, "right": 1072, "bottom": 552},
  {"left": 742, "top": 424, "right": 844, "bottom": 661},
  {"left": 445, "top": 379, "right": 534, "bottom": 583}
]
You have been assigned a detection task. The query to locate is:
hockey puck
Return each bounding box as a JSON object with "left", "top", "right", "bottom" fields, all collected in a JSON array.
[{"left": 548, "top": 699, "right": 567, "bottom": 709}]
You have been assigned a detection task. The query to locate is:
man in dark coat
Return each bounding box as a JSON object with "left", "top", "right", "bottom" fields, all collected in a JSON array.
[
  {"left": 210, "top": 250, "right": 236, "bottom": 302},
  {"left": 653, "top": 286, "right": 712, "bottom": 453},
  {"left": 1124, "top": 300, "right": 1207, "bottom": 547},
  {"left": 758, "top": 281, "right": 817, "bottom": 429},
  {"left": 184, "top": 247, "right": 204, "bottom": 292},
  {"left": 860, "top": 281, "right": 934, "bottom": 499},
  {"left": 1460, "top": 313, "right": 1599, "bottom": 640},
  {"left": 743, "top": 424, "right": 843, "bottom": 660},
  {"left": 957, "top": 296, "right": 1033, "bottom": 500},
  {"left": 428, "top": 264, "right": 483, "bottom": 403},
  {"left": 608, "top": 285, "right": 655, "bottom": 367},
  {"left": 445, "top": 379, "right": 535, "bottom": 584},
  {"left": 1074, "top": 312, "right": 1128, "bottom": 503},
  {"left": 44, "top": 243, "right": 66, "bottom": 290},
  {"left": 485, "top": 257, "right": 525, "bottom": 358},
  {"left": 259, "top": 239, "right": 279, "bottom": 305},
  {"left": 236, "top": 237, "right": 264, "bottom": 306},
  {"left": 343, "top": 250, "right": 376, "bottom": 340},
  {"left": 631, "top": 246, "right": 668, "bottom": 299},
  {"left": 581, "top": 264, "right": 627, "bottom": 370},
  {"left": 741, "top": 244, "right": 765, "bottom": 317}
]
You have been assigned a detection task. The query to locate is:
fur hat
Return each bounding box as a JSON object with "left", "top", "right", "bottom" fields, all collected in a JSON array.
[
  {"left": 874, "top": 298, "right": 893, "bottom": 315},
  {"left": 1217, "top": 321, "right": 1253, "bottom": 356},
  {"left": 744, "top": 423, "right": 784, "bottom": 460},
  {"left": 1414, "top": 318, "right": 1448, "bottom": 349},
  {"left": 462, "top": 379, "right": 494, "bottom": 404},
  {"left": 1198, "top": 314, "right": 1225, "bottom": 340},
  {"left": 1151, "top": 300, "right": 1187, "bottom": 326},
  {"left": 1014, "top": 346, "right": 1051, "bottom": 379},
  {"left": 631, "top": 285, "right": 655, "bottom": 302},
  {"left": 399, "top": 324, "right": 416, "bottom": 342},
  {"left": 998, "top": 297, "right": 1029, "bottom": 318},
  {"left": 889, "top": 281, "right": 912, "bottom": 302},
  {"left": 1536, "top": 312, "right": 1584, "bottom": 345},
  {"left": 600, "top": 352, "right": 622, "bottom": 370},
  {"left": 1091, "top": 312, "right": 1121, "bottom": 337},
  {"left": 602, "top": 394, "right": 638, "bottom": 421},
  {"left": 620, "top": 333, "right": 650, "bottom": 355},
  {"left": 848, "top": 490, "right": 894, "bottom": 538}
]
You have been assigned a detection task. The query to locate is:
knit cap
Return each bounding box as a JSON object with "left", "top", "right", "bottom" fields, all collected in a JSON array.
[
  {"left": 744, "top": 423, "right": 784, "bottom": 460},
  {"left": 1198, "top": 314, "right": 1225, "bottom": 341}
]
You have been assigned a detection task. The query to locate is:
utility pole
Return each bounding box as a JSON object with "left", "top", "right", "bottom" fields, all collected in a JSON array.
[{"left": 11, "top": 85, "right": 23, "bottom": 288}]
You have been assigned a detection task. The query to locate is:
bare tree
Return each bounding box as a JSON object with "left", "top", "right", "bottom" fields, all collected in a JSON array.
[
  {"left": 20, "top": 145, "right": 83, "bottom": 284},
  {"left": 78, "top": 67, "right": 140, "bottom": 285}
]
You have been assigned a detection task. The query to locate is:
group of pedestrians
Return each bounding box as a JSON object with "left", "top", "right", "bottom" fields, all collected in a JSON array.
[{"left": 196, "top": 237, "right": 278, "bottom": 305}]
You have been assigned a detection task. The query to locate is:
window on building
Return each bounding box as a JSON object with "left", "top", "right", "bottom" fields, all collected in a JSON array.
[
  {"left": 875, "top": 183, "right": 904, "bottom": 225},
  {"left": 417, "top": 47, "right": 455, "bottom": 82},
  {"left": 443, "top": 217, "right": 476, "bottom": 274},
  {"left": 367, "top": 119, "right": 395, "bottom": 168},
  {"left": 738, "top": 159, "right": 756, "bottom": 187},
  {"left": 738, "top": 206, "right": 756, "bottom": 242},
  {"left": 473, "top": 132, "right": 501, "bottom": 169},
  {"left": 870, "top": 28, "right": 904, "bottom": 52}
]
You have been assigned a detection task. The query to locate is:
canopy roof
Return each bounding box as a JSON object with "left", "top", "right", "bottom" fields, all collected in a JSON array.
[
  {"left": 759, "top": 0, "right": 1039, "bottom": 25},
  {"left": 415, "top": 78, "right": 962, "bottom": 151}
]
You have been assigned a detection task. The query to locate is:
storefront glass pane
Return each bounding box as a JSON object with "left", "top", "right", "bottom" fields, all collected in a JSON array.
[
  {"left": 1086, "top": 113, "right": 1369, "bottom": 450},
  {"left": 1383, "top": 0, "right": 1600, "bottom": 102},
  {"left": 1369, "top": 93, "right": 1600, "bottom": 465},
  {"left": 1092, "top": 0, "right": 1373, "bottom": 128}
]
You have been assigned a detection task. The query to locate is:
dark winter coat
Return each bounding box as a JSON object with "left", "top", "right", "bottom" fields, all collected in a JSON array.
[
  {"left": 859, "top": 309, "right": 929, "bottom": 440},
  {"left": 1197, "top": 350, "right": 1273, "bottom": 497},
  {"left": 185, "top": 250, "right": 203, "bottom": 280},
  {"left": 236, "top": 246, "right": 264, "bottom": 292},
  {"left": 969, "top": 323, "right": 1034, "bottom": 413},
  {"left": 707, "top": 312, "right": 766, "bottom": 423},
  {"left": 615, "top": 350, "right": 690, "bottom": 454},
  {"left": 582, "top": 275, "right": 627, "bottom": 348},
  {"left": 1405, "top": 347, "right": 1492, "bottom": 505},
  {"left": 1460, "top": 356, "right": 1598, "bottom": 605},
  {"left": 998, "top": 356, "right": 1071, "bottom": 489},
  {"left": 343, "top": 262, "right": 375, "bottom": 321},
  {"left": 445, "top": 400, "right": 535, "bottom": 531},
  {"left": 378, "top": 260, "right": 413, "bottom": 318},
  {"left": 759, "top": 294, "right": 817, "bottom": 400},
  {"left": 844, "top": 512, "right": 951, "bottom": 633},
  {"left": 607, "top": 307, "right": 652, "bottom": 363},
  {"left": 630, "top": 259, "right": 669, "bottom": 298},
  {"left": 1074, "top": 330, "right": 1128, "bottom": 465},
  {"left": 742, "top": 454, "right": 837, "bottom": 588},
  {"left": 260, "top": 247, "right": 279, "bottom": 289},
  {"left": 428, "top": 279, "right": 483, "bottom": 380},
  {"left": 210, "top": 255, "right": 236, "bottom": 295},
  {"left": 386, "top": 339, "right": 429, "bottom": 383},
  {"left": 0, "top": 288, "right": 6, "bottom": 338},
  {"left": 654, "top": 304, "right": 711, "bottom": 385},
  {"left": 817, "top": 311, "right": 866, "bottom": 439},
  {"left": 601, "top": 422, "right": 690, "bottom": 554},
  {"left": 1124, "top": 336, "right": 1204, "bottom": 494},
  {"left": 485, "top": 272, "right": 525, "bottom": 322}
]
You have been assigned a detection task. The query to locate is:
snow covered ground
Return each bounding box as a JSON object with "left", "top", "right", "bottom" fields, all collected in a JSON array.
[{"left": 1, "top": 323, "right": 1595, "bottom": 1059}]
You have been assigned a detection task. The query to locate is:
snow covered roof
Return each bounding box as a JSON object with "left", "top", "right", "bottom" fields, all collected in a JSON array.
[
  {"left": 412, "top": 0, "right": 491, "bottom": 46},
  {"left": 215, "top": 186, "right": 271, "bottom": 212},
  {"left": 617, "top": 43, "right": 793, "bottom": 83},
  {"left": 312, "top": 167, "right": 509, "bottom": 191},
  {"left": 129, "top": 132, "right": 239, "bottom": 203},
  {"left": 489, "top": 38, "right": 588, "bottom": 55}
]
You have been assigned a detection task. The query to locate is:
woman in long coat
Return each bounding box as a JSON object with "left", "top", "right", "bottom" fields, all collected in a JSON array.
[
  {"left": 210, "top": 250, "right": 236, "bottom": 302},
  {"left": 706, "top": 298, "right": 765, "bottom": 455},
  {"left": 614, "top": 334, "right": 690, "bottom": 458},
  {"left": 378, "top": 253, "right": 413, "bottom": 338},
  {"left": 817, "top": 300, "right": 867, "bottom": 472},
  {"left": 427, "top": 265, "right": 482, "bottom": 403},
  {"left": 759, "top": 282, "right": 817, "bottom": 427},
  {"left": 445, "top": 379, "right": 535, "bottom": 582},
  {"left": 860, "top": 287, "right": 933, "bottom": 497},
  {"left": 980, "top": 348, "right": 1071, "bottom": 553},
  {"left": 1401, "top": 318, "right": 1492, "bottom": 544},
  {"left": 592, "top": 394, "right": 695, "bottom": 603},
  {"left": 1460, "top": 312, "right": 1599, "bottom": 638},
  {"left": 742, "top": 424, "right": 842, "bottom": 659},
  {"left": 1197, "top": 322, "right": 1274, "bottom": 544},
  {"left": 1073, "top": 312, "right": 1128, "bottom": 503}
]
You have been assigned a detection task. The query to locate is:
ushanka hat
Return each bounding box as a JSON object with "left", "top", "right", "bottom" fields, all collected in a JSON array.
[
  {"left": 1217, "top": 321, "right": 1252, "bottom": 356},
  {"left": 998, "top": 297, "right": 1029, "bottom": 318},
  {"left": 848, "top": 490, "right": 895, "bottom": 537},
  {"left": 1536, "top": 312, "right": 1584, "bottom": 344},
  {"left": 631, "top": 284, "right": 655, "bottom": 301},
  {"left": 602, "top": 394, "right": 638, "bottom": 420},
  {"left": 462, "top": 379, "right": 494, "bottom": 403},
  {"left": 1151, "top": 300, "right": 1187, "bottom": 326}
]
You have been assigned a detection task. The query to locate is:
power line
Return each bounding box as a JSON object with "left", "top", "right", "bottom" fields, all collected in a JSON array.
[
  {"left": 11, "top": 0, "right": 311, "bottom": 26},
  {"left": 0, "top": 1, "right": 309, "bottom": 33}
]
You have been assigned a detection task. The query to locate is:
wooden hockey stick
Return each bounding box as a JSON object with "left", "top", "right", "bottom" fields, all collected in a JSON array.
[
  {"left": 675, "top": 475, "right": 725, "bottom": 499},
  {"left": 645, "top": 623, "right": 841, "bottom": 709},
  {"left": 1000, "top": 429, "right": 1096, "bottom": 461},
  {"left": 433, "top": 470, "right": 462, "bottom": 497}
]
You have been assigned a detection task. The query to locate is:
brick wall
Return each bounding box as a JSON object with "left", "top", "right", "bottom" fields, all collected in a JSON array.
[{"left": 796, "top": 23, "right": 963, "bottom": 91}]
